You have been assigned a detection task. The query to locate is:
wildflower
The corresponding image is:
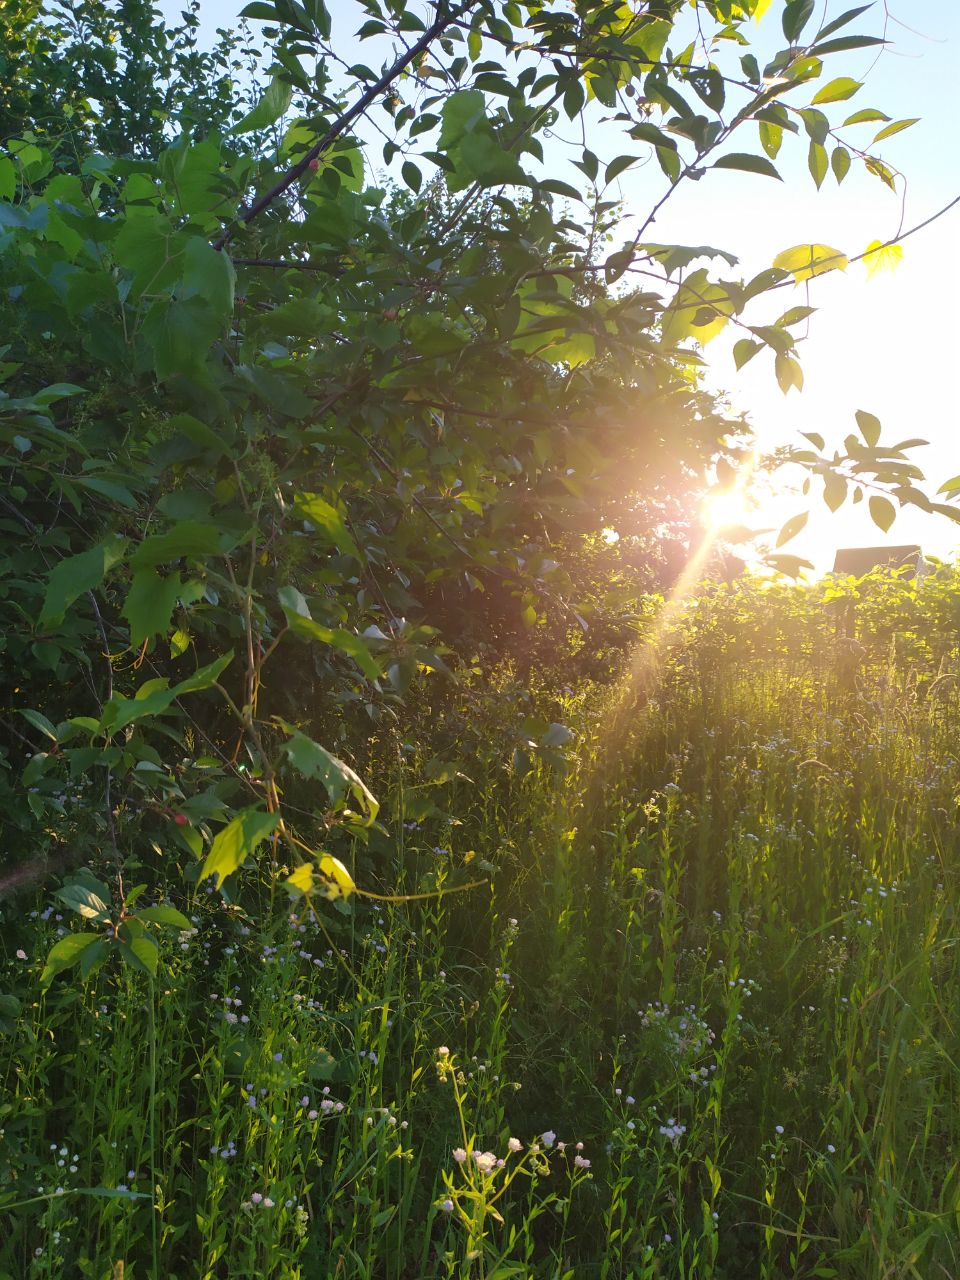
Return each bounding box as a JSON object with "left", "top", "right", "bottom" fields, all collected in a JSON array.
[
  {"left": 775, "top": 1125, "right": 784, "bottom": 1135},
  {"left": 263, "top": 1197, "right": 274, "bottom": 1208},
  {"left": 440, "top": 1198, "right": 454, "bottom": 1212},
  {"left": 472, "top": 1151, "right": 497, "bottom": 1174},
  {"left": 574, "top": 1154, "right": 591, "bottom": 1168},
  {"left": 437, "top": 1045, "right": 450, "bottom": 1057},
  {"left": 308, "top": 1110, "right": 318, "bottom": 1121},
  {"left": 16, "top": 949, "right": 27, "bottom": 960},
  {"left": 507, "top": 1137, "right": 522, "bottom": 1153},
  {"left": 541, "top": 1130, "right": 556, "bottom": 1147},
  {"left": 251, "top": 1192, "right": 263, "bottom": 1204},
  {"left": 826, "top": 1143, "right": 836, "bottom": 1154}
]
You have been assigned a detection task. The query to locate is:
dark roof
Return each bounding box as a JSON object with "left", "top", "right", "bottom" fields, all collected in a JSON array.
[{"left": 831, "top": 545, "right": 921, "bottom": 578}]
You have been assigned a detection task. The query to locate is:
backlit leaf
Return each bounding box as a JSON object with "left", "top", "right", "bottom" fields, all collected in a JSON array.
[
  {"left": 772, "top": 244, "right": 848, "bottom": 282},
  {"left": 869, "top": 495, "right": 896, "bottom": 532},
  {"left": 811, "top": 77, "right": 861, "bottom": 104},
  {"left": 855, "top": 410, "right": 881, "bottom": 447},
  {"left": 200, "top": 808, "right": 281, "bottom": 886},
  {"left": 713, "top": 153, "right": 782, "bottom": 180},
  {"left": 862, "top": 239, "right": 903, "bottom": 278},
  {"left": 231, "top": 77, "right": 293, "bottom": 134},
  {"left": 39, "top": 535, "right": 128, "bottom": 626},
  {"left": 40, "top": 933, "right": 103, "bottom": 988}
]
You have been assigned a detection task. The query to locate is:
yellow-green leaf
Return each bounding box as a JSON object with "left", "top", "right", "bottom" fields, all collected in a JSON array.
[
  {"left": 776, "top": 510, "right": 808, "bottom": 547},
  {"left": 869, "top": 495, "right": 896, "bottom": 532},
  {"left": 811, "top": 77, "right": 861, "bottom": 105},
  {"left": 200, "top": 807, "right": 280, "bottom": 886},
  {"left": 872, "top": 118, "right": 919, "bottom": 143},
  {"left": 772, "top": 244, "right": 847, "bottom": 282},
  {"left": 862, "top": 239, "right": 902, "bottom": 279}
]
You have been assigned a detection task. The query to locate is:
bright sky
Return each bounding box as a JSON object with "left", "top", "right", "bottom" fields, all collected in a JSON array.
[{"left": 163, "top": 0, "right": 960, "bottom": 572}]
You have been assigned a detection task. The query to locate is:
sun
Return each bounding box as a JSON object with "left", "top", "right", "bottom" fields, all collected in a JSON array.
[{"left": 703, "top": 488, "right": 751, "bottom": 532}]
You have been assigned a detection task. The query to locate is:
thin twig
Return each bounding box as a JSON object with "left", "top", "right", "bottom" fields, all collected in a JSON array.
[{"left": 213, "top": 1, "right": 469, "bottom": 250}]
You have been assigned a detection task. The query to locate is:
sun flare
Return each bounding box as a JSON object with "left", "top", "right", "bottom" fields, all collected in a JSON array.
[{"left": 703, "top": 488, "right": 751, "bottom": 532}]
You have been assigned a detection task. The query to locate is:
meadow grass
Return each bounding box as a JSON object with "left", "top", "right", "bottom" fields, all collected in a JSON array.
[{"left": 2, "top": 586, "right": 960, "bottom": 1278}]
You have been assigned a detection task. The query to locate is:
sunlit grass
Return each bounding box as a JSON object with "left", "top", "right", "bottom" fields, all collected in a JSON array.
[{"left": 3, "top": 573, "right": 960, "bottom": 1277}]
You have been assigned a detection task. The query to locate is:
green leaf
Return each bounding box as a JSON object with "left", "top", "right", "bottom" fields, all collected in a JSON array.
[
  {"left": 815, "top": 4, "right": 873, "bottom": 41},
  {"left": 40, "top": 933, "right": 103, "bottom": 989},
  {"left": 782, "top": 0, "right": 815, "bottom": 42},
  {"left": 181, "top": 237, "right": 236, "bottom": 317},
  {"left": 810, "top": 35, "right": 885, "bottom": 56},
  {"left": 401, "top": 161, "right": 422, "bottom": 193},
  {"left": 831, "top": 146, "right": 851, "bottom": 183},
  {"left": 438, "top": 90, "right": 486, "bottom": 149},
  {"left": 808, "top": 141, "right": 828, "bottom": 188},
  {"left": 734, "top": 338, "right": 762, "bottom": 369},
  {"left": 291, "top": 493, "right": 360, "bottom": 558},
  {"left": 0, "top": 155, "right": 15, "bottom": 202},
  {"left": 811, "top": 77, "right": 861, "bottom": 105},
  {"left": 141, "top": 296, "right": 222, "bottom": 380},
  {"left": 604, "top": 155, "right": 637, "bottom": 184},
  {"left": 19, "top": 709, "right": 58, "bottom": 741},
  {"left": 776, "top": 510, "right": 808, "bottom": 547},
  {"left": 200, "top": 807, "right": 281, "bottom": 886},
  {"left": 843, "top": 108, "right": 890, "bottom": 126},
  {"left": 122, "top": 570, "right": 202, "bottom": 646},
  {"left": 872, "top": 118, "right": 920, "bottom": 143},
  {"left": 231, "top": 76, "right": 294, "bottom": 134},
  {"left": 98, "top": 652, "right": 233, "bottom": 737},
  {"left": 712, "top": 153, "right": 781, "bottom": 180},
  {"left": 117, "top": 935, "right": 159, "bottom": 979},
  {"left": 759, "top": 121, "right": 782, "bottom": 160},
  {"left": 279, "top": 587, "right": 379, "bottom": 678},
  {"left": 135, "top": 905, "right": 193, "bottom": 929},
  {"left": 855, "top": 410, "right": 881, "bottom": 447},
  {"left": 279, "top": 723, "right": 379, "bottom": 825},
  {"left": 824, "top": 472, "right": 848, "bottom": 512},
  {"left": 131, "top": 522, "right": 227, "bottom": 569},
  {"left": 55, "top": 883, "right": 111, "bottom": 924},
  {"left": 775, "top": 353, "right": 804, "bottom": 394},
  {"left": 39, "top": 535, "right": 128, "bottom": 627},
  {"left": 869, "top": 495, "right": 896, "bottom": 532}
]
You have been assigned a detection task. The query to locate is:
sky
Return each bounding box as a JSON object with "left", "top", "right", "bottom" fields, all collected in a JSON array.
[{"left": 161, "top": 0, "right": 960, "bottom": 572}]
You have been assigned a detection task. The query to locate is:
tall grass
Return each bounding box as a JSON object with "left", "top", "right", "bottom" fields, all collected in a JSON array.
[{"left": 3, "top": 577, "right": 960, "bottom": 1277}]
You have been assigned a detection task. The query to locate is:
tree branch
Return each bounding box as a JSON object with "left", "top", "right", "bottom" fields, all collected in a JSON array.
[{"left": 213, "top": 1, "right": 468, "bottom": 251}]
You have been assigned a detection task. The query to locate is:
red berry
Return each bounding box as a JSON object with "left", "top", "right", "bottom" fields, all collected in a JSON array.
[
  {"left": 308, "top": 158, "right": 319, "bottom": 173},
  {"left": 174, "top": 813, "right": 189, "bottom": 826}
]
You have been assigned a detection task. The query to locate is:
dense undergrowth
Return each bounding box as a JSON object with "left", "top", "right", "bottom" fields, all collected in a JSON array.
[{"left": 3, "top": 569, "right": 960, "bottom": 1279}]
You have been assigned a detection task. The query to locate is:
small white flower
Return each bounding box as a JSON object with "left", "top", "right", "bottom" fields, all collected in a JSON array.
[
  {"left": 472, "top": 1151, "right": 497, "bottom": 1174},
  {"left": 507, "top": 1137, "right": 522, "bottom": 1153},
  {"left": 452, "top": 1147, "right": 467, "bottom": 1163},
  {"left": 574, "top": 1154, "right": 591, "bottom": 1169}
]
